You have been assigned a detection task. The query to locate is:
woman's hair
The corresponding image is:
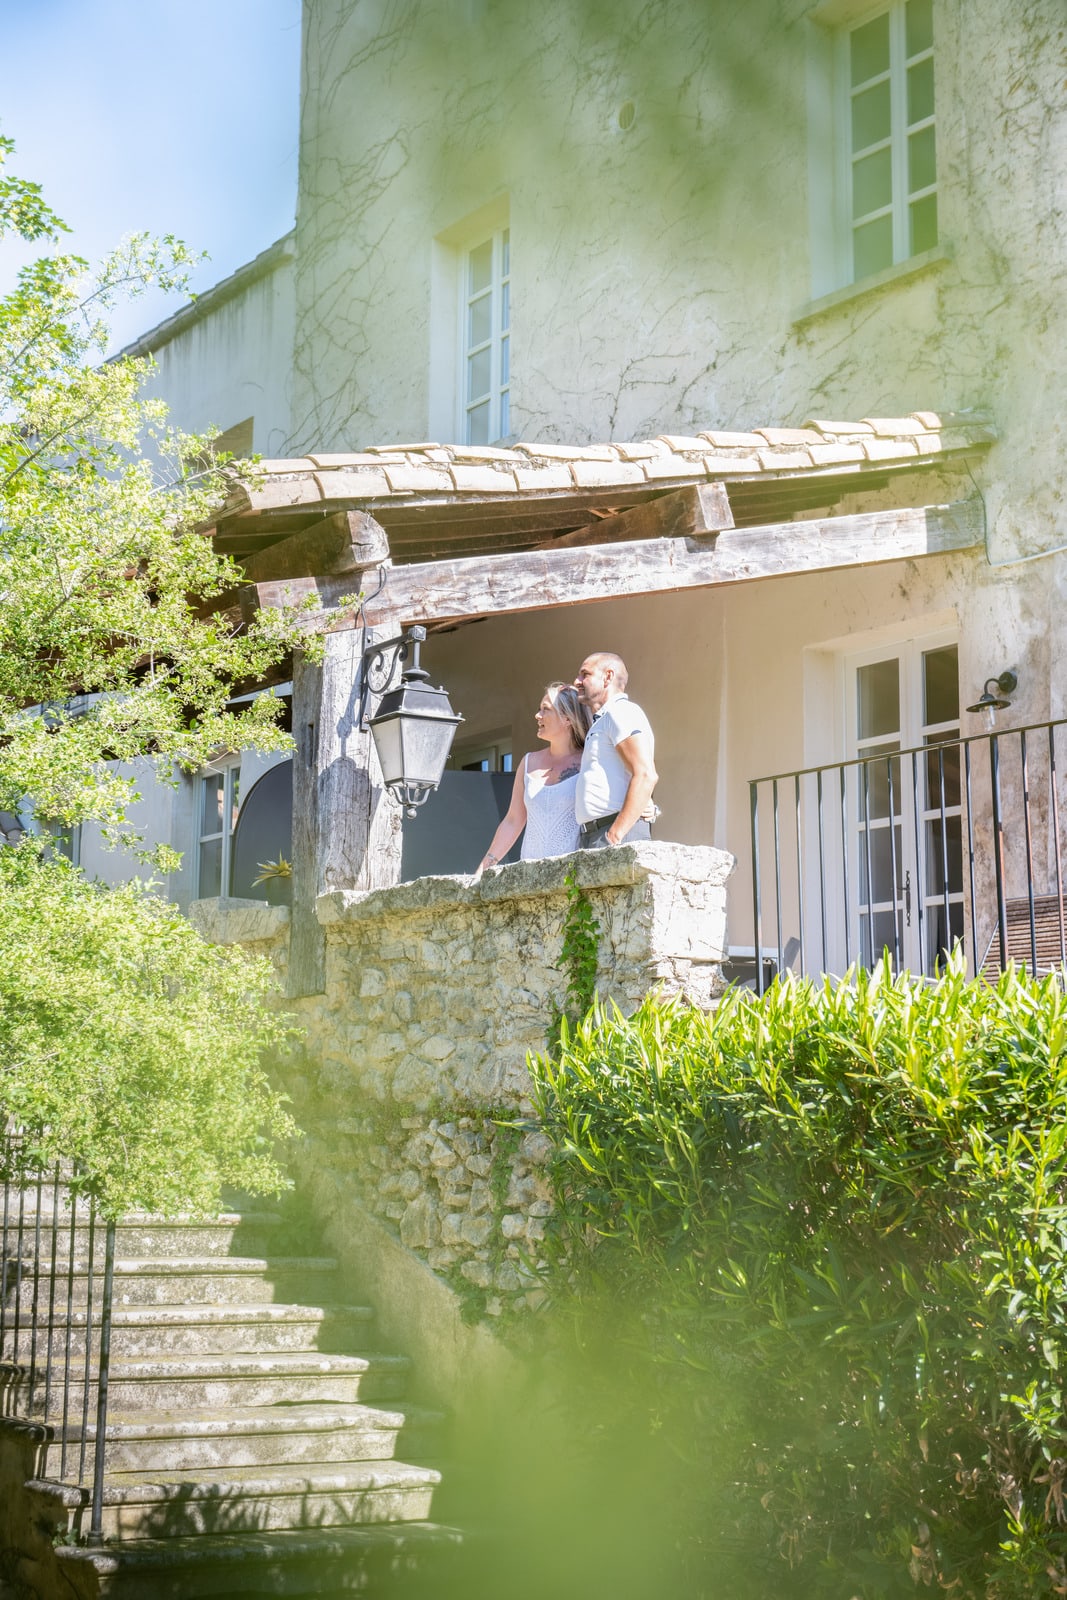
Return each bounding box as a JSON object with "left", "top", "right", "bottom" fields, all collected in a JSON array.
[{"left": 544, "top": 681, "right": 592, "bottom": 750}]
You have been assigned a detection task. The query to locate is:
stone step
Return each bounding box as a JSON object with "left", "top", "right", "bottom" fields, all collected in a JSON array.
[
  {"left": 3, "top": 1255, "right": 342, "bottom": 1306},
  {"left": 32, "top": 1460, "right": 441, "bottom": 1540},
  {"left": 52, "top": 1522, "right": 462, "bottom": 1599},
  {"left": 2, "top": 1301, "right": 376, "bottom": 1360},
  {"left": 3, "top": 1349, "right": 411, "bottom": 1413},
  {"left": 71, "top": 1400, "right": 445, "bottom": 1474},
  {"left": 2, "top": 1211, "right": 285, "bottom": 1260}
]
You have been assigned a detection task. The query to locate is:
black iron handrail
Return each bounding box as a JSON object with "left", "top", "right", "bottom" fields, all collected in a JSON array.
[
  {"left": 0, "top": 1130, "right": 116, "bottom": 1543},
  {"left": 748, "top": 717, "right": 1067, "bottom": 994}
]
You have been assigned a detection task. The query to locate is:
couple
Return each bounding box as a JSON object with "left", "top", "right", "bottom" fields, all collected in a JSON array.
[{"left": 477, "top": 652, "right": 658, "bottom": 872}]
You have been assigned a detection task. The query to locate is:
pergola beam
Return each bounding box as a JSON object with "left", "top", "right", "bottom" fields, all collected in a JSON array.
[{"left": 243, "top": 497, "right": 983, "bottom": 632}]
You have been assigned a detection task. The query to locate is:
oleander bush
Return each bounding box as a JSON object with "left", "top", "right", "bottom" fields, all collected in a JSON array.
[{"left": 530, "top": 957, "right": 1067, "bottom": 1598}]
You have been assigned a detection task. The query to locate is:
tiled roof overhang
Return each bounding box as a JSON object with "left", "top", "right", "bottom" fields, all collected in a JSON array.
[{"left": 210, "top": 412, "right": 995, "bottom": 567}]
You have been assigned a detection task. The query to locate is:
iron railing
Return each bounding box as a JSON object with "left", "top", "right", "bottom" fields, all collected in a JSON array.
[
  {"left": 749, "top": 718, "right": 1067, "bottom": 993},
  {"left": 0, "top": 1129, "right": 116, "bottom": 1543}
]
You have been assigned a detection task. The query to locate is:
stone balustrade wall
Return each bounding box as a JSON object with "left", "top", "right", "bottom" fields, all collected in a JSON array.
[{"left": 193, "top": 842, "right": 732, "bottom": 1319}]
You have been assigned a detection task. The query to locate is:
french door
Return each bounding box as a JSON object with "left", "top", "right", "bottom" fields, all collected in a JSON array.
[{"left": 847, "top": 635, "right": 962, "bottom": 974}]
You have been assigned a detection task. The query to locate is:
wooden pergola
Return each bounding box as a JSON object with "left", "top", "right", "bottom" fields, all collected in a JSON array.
[{"left": 203, "top": 413, "right": 994, "bottom": 993}]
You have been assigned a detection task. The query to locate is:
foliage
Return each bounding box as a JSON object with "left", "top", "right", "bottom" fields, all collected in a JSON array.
[
  {"left": 0, "top": 137, "right": 300, "bottom": 852},
  {"left": 0, "top": 843, "right": 295, "bottom": 1218},
  {"left": 551, "top": 869, "right": 601, "bottom": 1038},
  {"left": 530, "top": 958, "right": 1067, "bottom": 1598}
]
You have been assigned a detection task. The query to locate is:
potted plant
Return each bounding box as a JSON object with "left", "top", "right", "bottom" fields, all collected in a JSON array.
[{"left": 252, "top": 856, "right": 292, "bottom": 907}]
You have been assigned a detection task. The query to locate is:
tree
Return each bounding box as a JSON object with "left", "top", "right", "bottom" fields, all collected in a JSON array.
[
  {"left": 0, "top": 133, "right": 295, "bottom": 848},
  {"left": 0, "top": 138, "right": 300, "bottom": 1212}
]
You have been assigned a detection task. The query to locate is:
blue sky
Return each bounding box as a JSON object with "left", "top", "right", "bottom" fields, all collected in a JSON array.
[{"left": 0, "top": 0, "right": 301, "bottom": 349}]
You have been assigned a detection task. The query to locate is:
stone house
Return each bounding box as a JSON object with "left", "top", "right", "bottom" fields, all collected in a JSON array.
[{"left": 98, "top": 0, "right": 1066, "bottom": 982}]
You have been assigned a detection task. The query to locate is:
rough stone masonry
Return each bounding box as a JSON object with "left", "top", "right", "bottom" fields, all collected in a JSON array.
[{"left": 193, "top": 841, "right": 733, "bottom": 1319}]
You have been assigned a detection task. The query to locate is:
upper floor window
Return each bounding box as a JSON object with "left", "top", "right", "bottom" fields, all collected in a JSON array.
[
  {"left": 462, "top": 228, "right": 510, "bottom": 445},
  {"left": 842, "top": 0, "right": 936, "bottom": 281}
]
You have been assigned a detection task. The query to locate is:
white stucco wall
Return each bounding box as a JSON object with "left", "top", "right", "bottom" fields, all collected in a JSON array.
[
  {"left": 292, "top": 0, "right": 1066, "bottom": 568},
  {"left": 134, "top": 239, "right": 295, "bottom": 458}
]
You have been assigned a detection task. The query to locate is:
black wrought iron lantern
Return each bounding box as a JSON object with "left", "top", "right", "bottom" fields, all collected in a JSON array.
[{"left": 361, "top": 626, "right": 463, "bottom": 817}]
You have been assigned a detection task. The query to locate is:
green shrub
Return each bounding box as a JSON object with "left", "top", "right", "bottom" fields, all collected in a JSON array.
[
  {"left": 530, "top": 958, "right": 1067, "bottom": 1598},
  {"left": 0, "top": 844, "right": 295, "bottom": 1217}
]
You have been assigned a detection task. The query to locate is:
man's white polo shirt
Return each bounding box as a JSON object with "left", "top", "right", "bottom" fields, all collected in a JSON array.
[{"left": 575, "top": 694, "right": 654, "bottom": 825}]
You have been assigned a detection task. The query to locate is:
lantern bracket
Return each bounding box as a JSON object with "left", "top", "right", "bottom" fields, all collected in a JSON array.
[{"left": 358, "top": 625, "right": 428, "bottom": 730}]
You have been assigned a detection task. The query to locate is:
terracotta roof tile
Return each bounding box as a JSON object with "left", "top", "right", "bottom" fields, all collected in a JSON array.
[
  {"left": 223, "top": 412, "right": 994, "bottom": 517},
  {"left": 755, "top": 427, "right": 824, "bottom": 446},
  {"left": 862, "top": 437, "right": 919, "bottom": 461},
  {"left": 307, "top": 452, "right": 387, "bottom": 468},
  {"left": 643, "top": 455, "right": 707, "bottom": 480},
  {"left": 808, "top": 441, "right": 867, "bottom": 466},
  {"left": 862, "top": 416, "right": 927, "bottom": 436},
  {"left": 449, "top": 464, "right": 520, "bottom": 492},
  {"left": 382, "top": 463, "right": 455, "bottom": 493},
  {"left": 314, "top": 468, "right": 391, "bottom": 499},
  {"left": 571, "top": 458, "right": 647, "bottom": 488},
  {"left": 700, "top": 430, "right": 765, "bottom": 448},
  {"left": 511, "top": 463, "right": 574, "bottom": 490},
  {"left": 658, "top": 434, "right": 713, "bottom": 452},
  {"left": 758, "top": 447, "right": 814, "bottom": 470},
  {"left": 516, "top": 442, "right": 618, "bottom": 461},
  {"left": 803, "top": 419, "right": 875, "bottom": 436},
  {"left": 614, "top": 440, "right": 669, "bottom": 460}
]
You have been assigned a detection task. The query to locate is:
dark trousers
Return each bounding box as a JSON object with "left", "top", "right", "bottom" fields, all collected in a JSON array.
[{"left": 578, "top": 818, "right": 652, "bottom": 850}]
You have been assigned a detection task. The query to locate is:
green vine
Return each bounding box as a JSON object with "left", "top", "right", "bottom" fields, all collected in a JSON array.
[{"left": 550, "top": 869, "right": 601, "bottom": 1046}]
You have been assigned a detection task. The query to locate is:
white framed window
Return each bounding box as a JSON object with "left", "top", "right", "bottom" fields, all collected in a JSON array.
[
  {"left": 838, "top": 0, "right": 936, "bottom": 282},
  {"left": 461, "top": 227, "right": 510, "bottom": 445},
  {"left": 195, "top": 761, "right": 241, "bottom": 898},
  {"left": 449, "top": 734, "right": 513, "bottom": 774}
]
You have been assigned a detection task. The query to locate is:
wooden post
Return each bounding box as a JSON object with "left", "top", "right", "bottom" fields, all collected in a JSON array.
[{"left": 289, "top": 625, "right": 404, "bottom": 996}]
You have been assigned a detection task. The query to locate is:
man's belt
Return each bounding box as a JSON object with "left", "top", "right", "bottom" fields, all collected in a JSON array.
[{"left": 579, "top": 811, "right": 619, "bottom": 838}]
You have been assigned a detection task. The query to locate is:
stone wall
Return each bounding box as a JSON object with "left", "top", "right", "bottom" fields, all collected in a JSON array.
[{"left": 199, "top": 843, "right": 731, "bottom": 1323}]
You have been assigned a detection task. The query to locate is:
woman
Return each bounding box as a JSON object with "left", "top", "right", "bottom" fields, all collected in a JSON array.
[{"left": 476, "top": 682, "right": 591, "bottom": 871}]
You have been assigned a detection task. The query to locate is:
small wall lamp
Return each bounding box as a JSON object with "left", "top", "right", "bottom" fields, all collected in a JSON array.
[
  {"left": 966, "top": 670, "right": 1017, "bottom": 714},
  {"left": 359, "top": 625, "right": 463, "bottom": 817}
]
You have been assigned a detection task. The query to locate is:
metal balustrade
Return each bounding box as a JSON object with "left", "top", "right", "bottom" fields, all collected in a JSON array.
[
  {"left": 749, "top": 718, "right": 1067, "bottom": 992},
  {"left": 0, "top": 1130, "right": 115, "bottom": 1544}
]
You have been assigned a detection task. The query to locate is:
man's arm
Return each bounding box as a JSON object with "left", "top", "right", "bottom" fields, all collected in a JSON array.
[{"left": 605, "top": 731, "right": 658, "bottom": 845}]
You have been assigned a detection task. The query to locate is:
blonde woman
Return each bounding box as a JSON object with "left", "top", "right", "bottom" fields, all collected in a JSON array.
[{"left": 476, "top": 682, "right": 592, "bottom": 871}]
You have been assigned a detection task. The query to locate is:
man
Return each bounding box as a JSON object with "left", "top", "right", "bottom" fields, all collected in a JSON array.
[{"left": 573, "top": 651, "right": 658, "bottom": 848}]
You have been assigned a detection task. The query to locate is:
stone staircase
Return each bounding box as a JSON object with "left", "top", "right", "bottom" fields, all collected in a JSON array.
[{"left": 2, "top": 1205, "right": 460, "bottom": 1598}]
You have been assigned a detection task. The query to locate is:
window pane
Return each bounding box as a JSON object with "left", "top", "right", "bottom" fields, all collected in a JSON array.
[
  {"left": 924, "top": 816, "right": 963, "bottom": 896},
  {"left": 501, "top": 332, "right": 510, "bottom": 385},
  {"left": 924, "top": 739, "right": 961, "bottom": 812},
  {"left": 859, "top": 824, "right": 903, "bottom": 905},
  {"left": 910, "top": 193, "right": 938, "bottom": 254},
  {"left": 467, "top": 400, "right": 490, "bottom": 445},
  {"left": 859, "top": 745, "right": 902, "bottom": 822},
  {"left": 467, "top": 346, "right": 491, "bottom": 402},
  {"left": 857, "top": 659, "right": 900, "bottom": 740},
  {"left": 861, "top": 908, "right": 903, "bottom": 965},
  {"left": 501, "top": 228, "right": 510, "bottom": 275},
  {"left": 854, "top": 213, "right": 894, "bottom": 277},
  {"left": 229, "top": 772, "right": 241, "bottom": 831},
  {"left": 199, "top": 838, "right": 222, "bottom": 898},
  {"left": 906, "top": 0, "right": 933, "bottom": 56},
  {"left": 469, "top": 239, "right": 492, "bottom": 294},
  {"left": 907, "top": 57, "right": 934, "bottom": 123},
  {"left": 923, "top": 646, "right": 959, "bottom": 725},
  {"left": 499, "top": 388, "right": 509, "bottom": 439},
  {"left": 853, "top": 145, "right": 893, "bottom": 217},
  {"left": 468, "top": 292, "right": 491, "bottom": 347},
  {"left": 908, "top": 125, "right": 937, "bottom": 192},
  {"left": 850, "top": 11, "right": 889, "bottom": 86},
  {"left": 500, "top": 278, "right": 510, "bottom": 332},
  {"left": 852, "top": 79, "right": 891, "bottom": 151},
  {"left": 201, "top": 774, "right": 223, "bottom": 834}
]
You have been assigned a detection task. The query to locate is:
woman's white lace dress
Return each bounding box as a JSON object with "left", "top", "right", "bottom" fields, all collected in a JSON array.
[{"left": 519, "top": 756, "right": 581, "bottom": 861}]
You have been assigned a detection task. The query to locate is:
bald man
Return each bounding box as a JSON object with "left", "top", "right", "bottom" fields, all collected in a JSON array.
[{"left": 573, "top": 651, "right": 658, "bottom": 849}]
